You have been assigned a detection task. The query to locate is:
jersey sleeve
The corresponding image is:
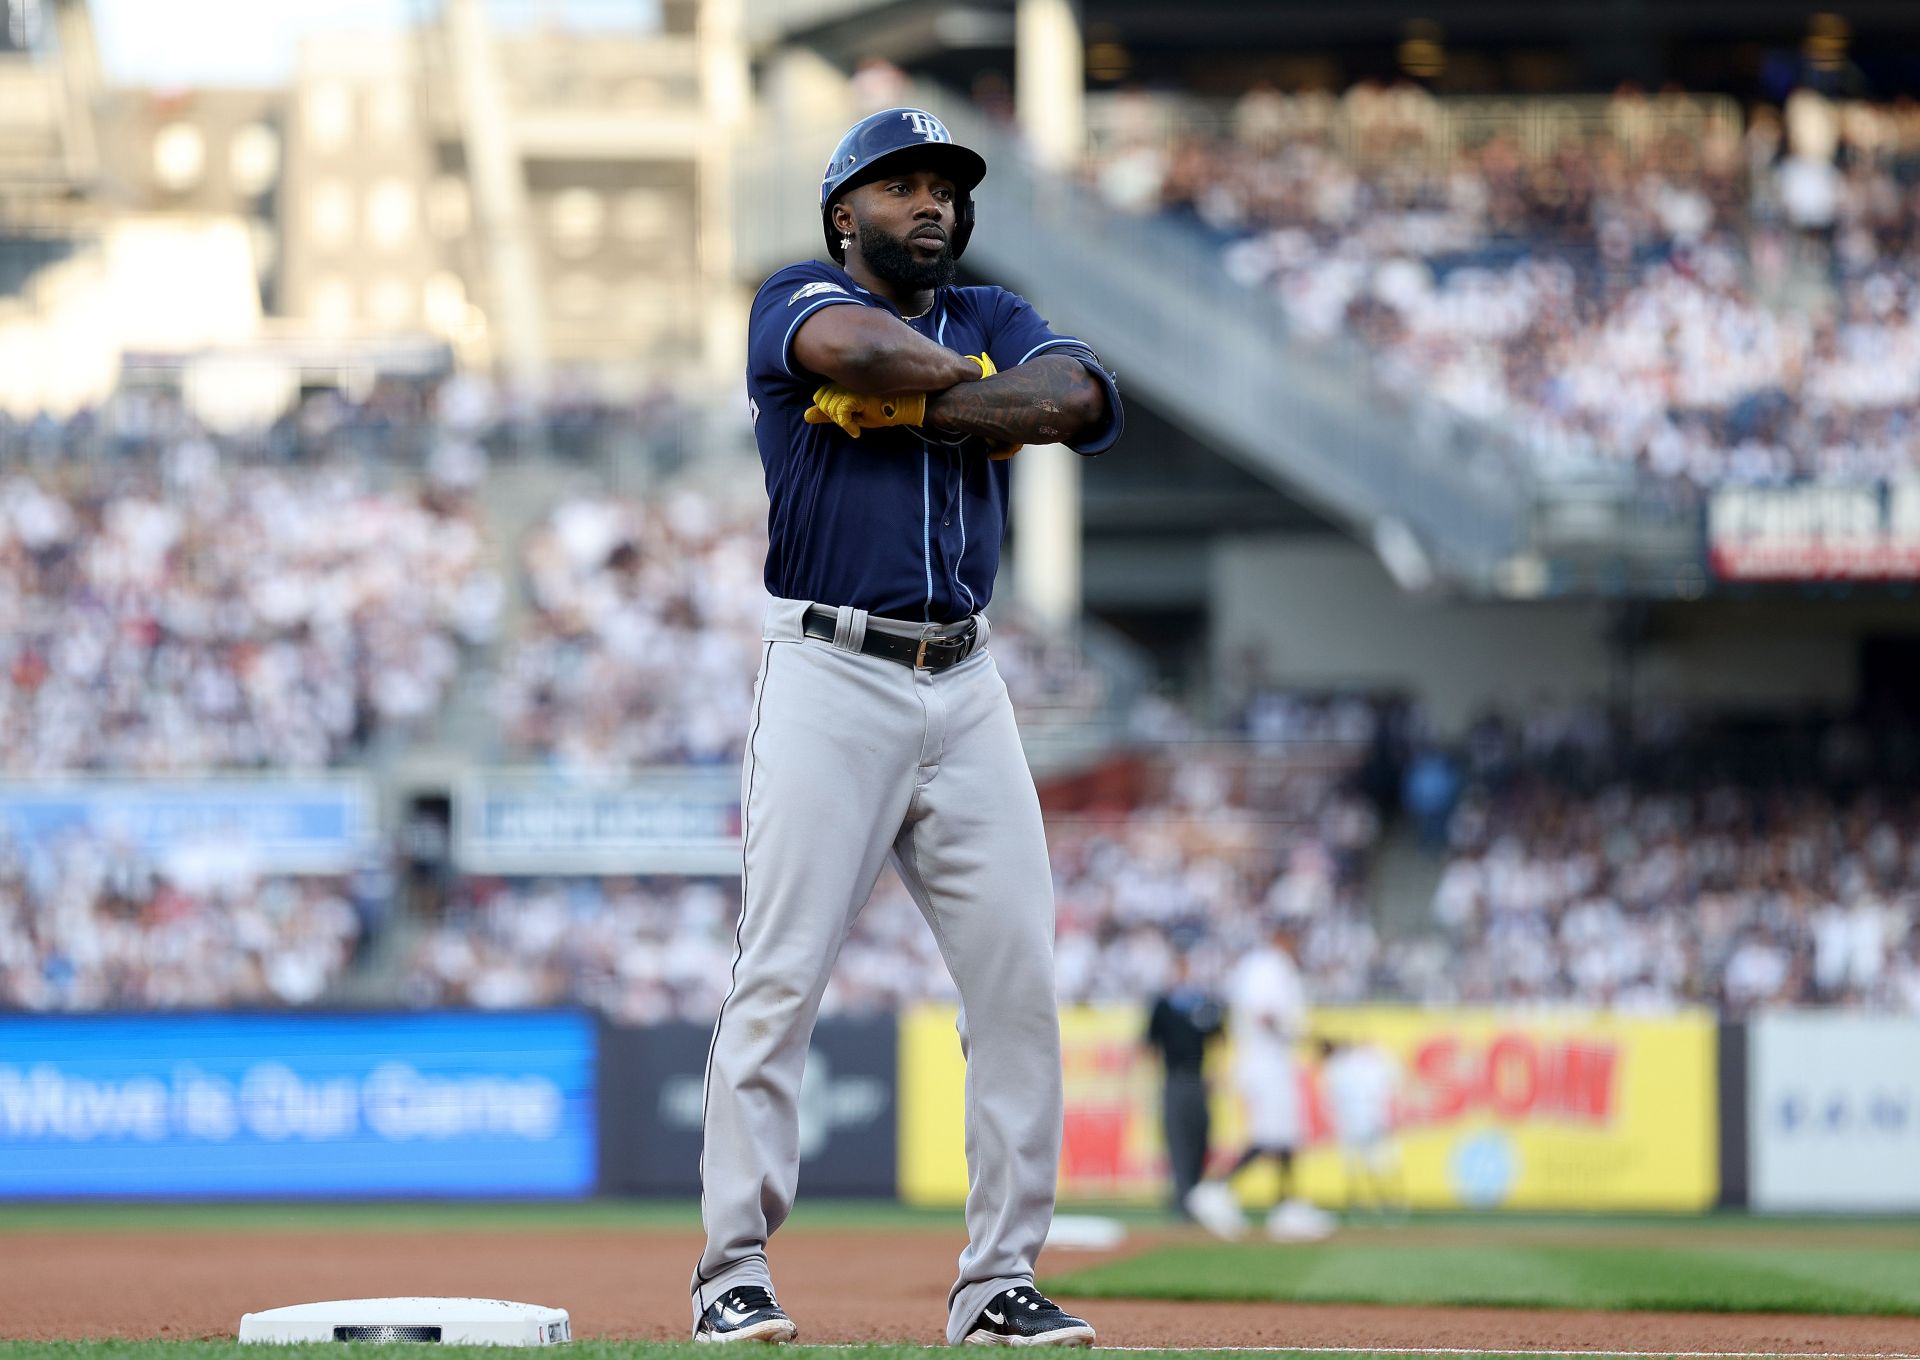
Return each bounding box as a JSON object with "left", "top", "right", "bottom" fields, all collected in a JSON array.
[
  {"left": 983, "top": 289, "right": 1124, "bottom": 456},
  {"left": 747, "top": 262, "right": 871, "bottom": 395}
]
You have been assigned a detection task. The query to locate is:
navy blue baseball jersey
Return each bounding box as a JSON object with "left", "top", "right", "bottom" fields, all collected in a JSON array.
[{"left": 746, "top": 260, "right": 1122, "bottom": 624}]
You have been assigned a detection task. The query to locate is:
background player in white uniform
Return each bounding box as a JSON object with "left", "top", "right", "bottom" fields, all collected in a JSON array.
[
  {"left": 1185, "top": 921, "right": 1334, "bottom": 1241},
  {"left": 689, "top": 108, "right": 1122, "bottom": 1347},
  {"left": 1320, "top": 1036, "right": 1406, "bottom": 1217}
]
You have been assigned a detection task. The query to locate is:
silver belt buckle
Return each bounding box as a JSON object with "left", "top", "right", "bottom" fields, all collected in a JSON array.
[{"left": 914, "top": 635, "right": 931, "bottom": 669}]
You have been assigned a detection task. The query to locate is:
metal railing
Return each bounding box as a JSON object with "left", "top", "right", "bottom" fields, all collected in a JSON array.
[
  {"left": 1084, "top": 90, "right": 1745, "bottom": 169},
  {"left": 742, "top": 0, "right": 897, "bottom": 48}
]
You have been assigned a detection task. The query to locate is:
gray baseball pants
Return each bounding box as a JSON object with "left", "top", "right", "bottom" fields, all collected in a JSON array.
[{"left": 691, "top": 595, "right": 1064, "bottom": 1344}]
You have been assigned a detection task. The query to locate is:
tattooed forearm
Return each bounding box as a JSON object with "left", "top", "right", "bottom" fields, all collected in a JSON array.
[{"left": 923, "top": 355, "right": 1107, "bottom": 447}]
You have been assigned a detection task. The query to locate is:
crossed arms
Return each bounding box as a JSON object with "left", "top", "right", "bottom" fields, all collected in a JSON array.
[{"left": 792, "top": 304, "right": 1110, "bottom": 450}]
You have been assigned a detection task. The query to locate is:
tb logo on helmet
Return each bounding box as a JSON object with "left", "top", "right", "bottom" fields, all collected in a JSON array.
[{"left": 900, "top": 110, "right": 952, "bottom": 143}]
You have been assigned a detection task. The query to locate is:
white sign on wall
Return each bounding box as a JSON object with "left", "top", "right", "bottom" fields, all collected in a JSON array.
[
  {"left": 1750, "top": 1012, "right": 1920, "bottom": 1211},
  {"left": 454, "top": 769, "right": 740, "bottom": 875},
  {"left": 1709, "top": 481, "right": 1920, "bottom": 580}
]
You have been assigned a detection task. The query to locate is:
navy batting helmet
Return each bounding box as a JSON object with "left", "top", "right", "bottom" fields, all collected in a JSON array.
[{"left": 819, "top": 107, "right": 987, "bottom": 264}]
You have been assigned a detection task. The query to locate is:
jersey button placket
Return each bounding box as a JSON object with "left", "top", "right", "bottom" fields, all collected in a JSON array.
[{"left": 934, "top": 460, "right": 968, "bottom": 614}]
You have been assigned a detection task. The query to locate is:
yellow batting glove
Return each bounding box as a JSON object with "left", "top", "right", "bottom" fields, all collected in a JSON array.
[
  {"left": 803, "top": 384, "right": 926, "bottom": 437},
  {"left": 858, "top": 390, "right": 925, "bottom": 427},
  {"left": 803, "top": 384, "right": 866, "bottom": 437}
]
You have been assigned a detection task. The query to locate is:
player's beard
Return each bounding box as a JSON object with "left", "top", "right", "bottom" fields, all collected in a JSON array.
[{"left": 856, "top": 219, "right": 957, "bottom": 292}]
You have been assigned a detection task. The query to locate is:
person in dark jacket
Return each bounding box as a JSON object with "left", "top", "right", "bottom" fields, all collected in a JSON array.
[{"left": 1143, "top": 951, "right": 1225, "bottom": 1217}]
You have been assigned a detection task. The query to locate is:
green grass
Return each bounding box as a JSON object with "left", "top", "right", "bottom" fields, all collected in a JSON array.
[{"left": 1041, "top": 1240, "right": 1920, "bottom": 1316}]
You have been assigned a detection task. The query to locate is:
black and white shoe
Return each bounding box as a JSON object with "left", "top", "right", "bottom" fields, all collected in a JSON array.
[
  {"left": 964, "top": 1286, "right": 1096, "bottom": 1347},
  {"left": 693, "top": 1286, "right": 797, "bottom": 1344}
]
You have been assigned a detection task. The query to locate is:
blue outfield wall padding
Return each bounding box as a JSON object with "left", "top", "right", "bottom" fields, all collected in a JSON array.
[
  {"left": 0, "top": 1010, "right": 598, "bottom": 1199},
  {"left": 1718, "top": 1018, "right": 1748, "bottom": 1210},
  {"left": 598, "top": 1016, "right": 896, "bottom": 1197}
]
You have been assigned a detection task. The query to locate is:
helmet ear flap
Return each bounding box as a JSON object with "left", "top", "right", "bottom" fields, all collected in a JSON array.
[{"left": 951, "top": 191, "right": 976, "bottom": 260}]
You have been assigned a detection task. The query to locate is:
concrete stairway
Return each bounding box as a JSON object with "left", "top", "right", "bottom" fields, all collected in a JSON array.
[
  {"left": 1367, "top": 818, "right": 1445, "bottom": 941},
  {"left": 329, "top": 906, "right": 432, "bottom": 1006}
]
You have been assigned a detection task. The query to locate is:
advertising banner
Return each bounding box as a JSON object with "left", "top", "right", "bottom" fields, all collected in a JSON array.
[
  {"left": 455, "top": 770, "right": 740, "bottom": 875},
  {"left": 1299, "top": 1008, "right": 1718, "bottom": 1210},
  {"left": 0, "top": 1012, "right": 596, "bottom": 1198},
  {"left": 0, "top": 779, "right": 373, "bottom": 874},
  {"left": 900, "top": 1005, "right": 1161, "bottom": 1205},
  {"left": 1750, "top": 1012, "right": 1920, "bottom": 1211},
  {"left": 599, "top": 1017, "right": 895, "bottom": 1196},
  {"left": 1708, "top": 481, "right": 1920, "bottom": 580},
  {"left": 899, "top": 1005, "right": 1717, "bottom": 1210}
]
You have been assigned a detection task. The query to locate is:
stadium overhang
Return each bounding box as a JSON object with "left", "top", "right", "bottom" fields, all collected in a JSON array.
[{"left": 755, "top": 0, "right": 1920, "bottom": 94}]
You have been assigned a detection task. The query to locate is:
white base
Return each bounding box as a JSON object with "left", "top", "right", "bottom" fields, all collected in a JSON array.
[
  {"left": 1043, "top": 1215, "right": 1128, "bottom": 1251},
  {"left": 239, "top": 1297, "right": 571, "bottom": 1346}
]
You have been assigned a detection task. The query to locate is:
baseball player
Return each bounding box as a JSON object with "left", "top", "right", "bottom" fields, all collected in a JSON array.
[
  {"left": 690, "top": 107, "right": 1122, "bottom": 1346},
  {"left": 1318, "top": 1036, "right": 1406, "bottom": 1217},
  {"left": 1184, "top": 921, "right": 1334, "bottom": 1242}
]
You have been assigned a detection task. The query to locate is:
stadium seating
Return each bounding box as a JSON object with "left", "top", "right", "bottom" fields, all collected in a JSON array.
[
  {"left": 0, "top": 832, "right": 365, "bottom": 1010},
  {"left": 407, "top": 696, "right": 1387, "bottom": 1019},
  {"left": 1083, "top": 84, "right": 1920, "bottom": 489},
  {"left": 0, "top": 446, "right": 496, "bottom": 772},
  {"left": 1409, "top": 707, "right": 1920, "bottom": 1011},
  {"left": 5, "top": 391, "right": 1914, "bottom": 1018},
  {"left": 497, "top": 494, "right": 1129, "bottom": 769}
]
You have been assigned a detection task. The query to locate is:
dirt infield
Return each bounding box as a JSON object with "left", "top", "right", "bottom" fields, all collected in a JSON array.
[{"left": 1, "top": 1226, "right": 1915, "bottom": 1353}]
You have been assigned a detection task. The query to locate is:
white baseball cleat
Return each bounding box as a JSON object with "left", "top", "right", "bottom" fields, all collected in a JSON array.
[
  {"left": 1265, "top": 1198, "right": 1336, "bottom": 1242},
  {"left": 963, "top": 1287, "right": 1095, "bottom": 1346},
  {"left": 693, "top": 1286, "right": 798, "bottom": 1344},
  {"left": 1183, "top": 1181, "right": 1247, "bottom": 1241}
]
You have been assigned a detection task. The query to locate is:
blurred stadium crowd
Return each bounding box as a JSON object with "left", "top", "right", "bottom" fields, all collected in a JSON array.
[
  {"left": 1085, "top": 82, "right": 1920, "bottom": 488},
  {"left": 0, "top": 389, "right": 1915, "bottom": 1016},
  {"left": 1423, "top": 709, "right": 1920, "bottom": 1012},
  {"left": 412, "top": 702, "right": 1920, "bottom": 1021},
  {"left": 0, "top": 838, "right": 367, "bottom": 1010},
  {"left": 499, "top": 493, "right": 1118, "bottom": 768},
  {"left": 8, "top": 66, "right": 1920, "bottom": 1017},
  {"left": 0, "top": 437, "right": 495, "bottom": 774},
  {"left": 406, "top": 701, "right": 1387, "bottom": 1021}
]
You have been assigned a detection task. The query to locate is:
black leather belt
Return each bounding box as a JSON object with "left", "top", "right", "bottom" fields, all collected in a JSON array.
[{"left": 803, "top": 606, "right": 978, "bottom": 672}]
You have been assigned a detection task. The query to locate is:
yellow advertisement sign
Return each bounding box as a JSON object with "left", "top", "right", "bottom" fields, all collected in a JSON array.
[
  {"left": 898, "top": 1004, "right": 1718, "bottom": 1211},
  {"left": 1293, "top": 1008, "right": 1717, "bottom": 1210},
  {"left": 898, "top": 1004, "right": 970, "bottom": 1206},
  {"left": 900, "top": 1003, "right": 1163, "bottom": 1207}
]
